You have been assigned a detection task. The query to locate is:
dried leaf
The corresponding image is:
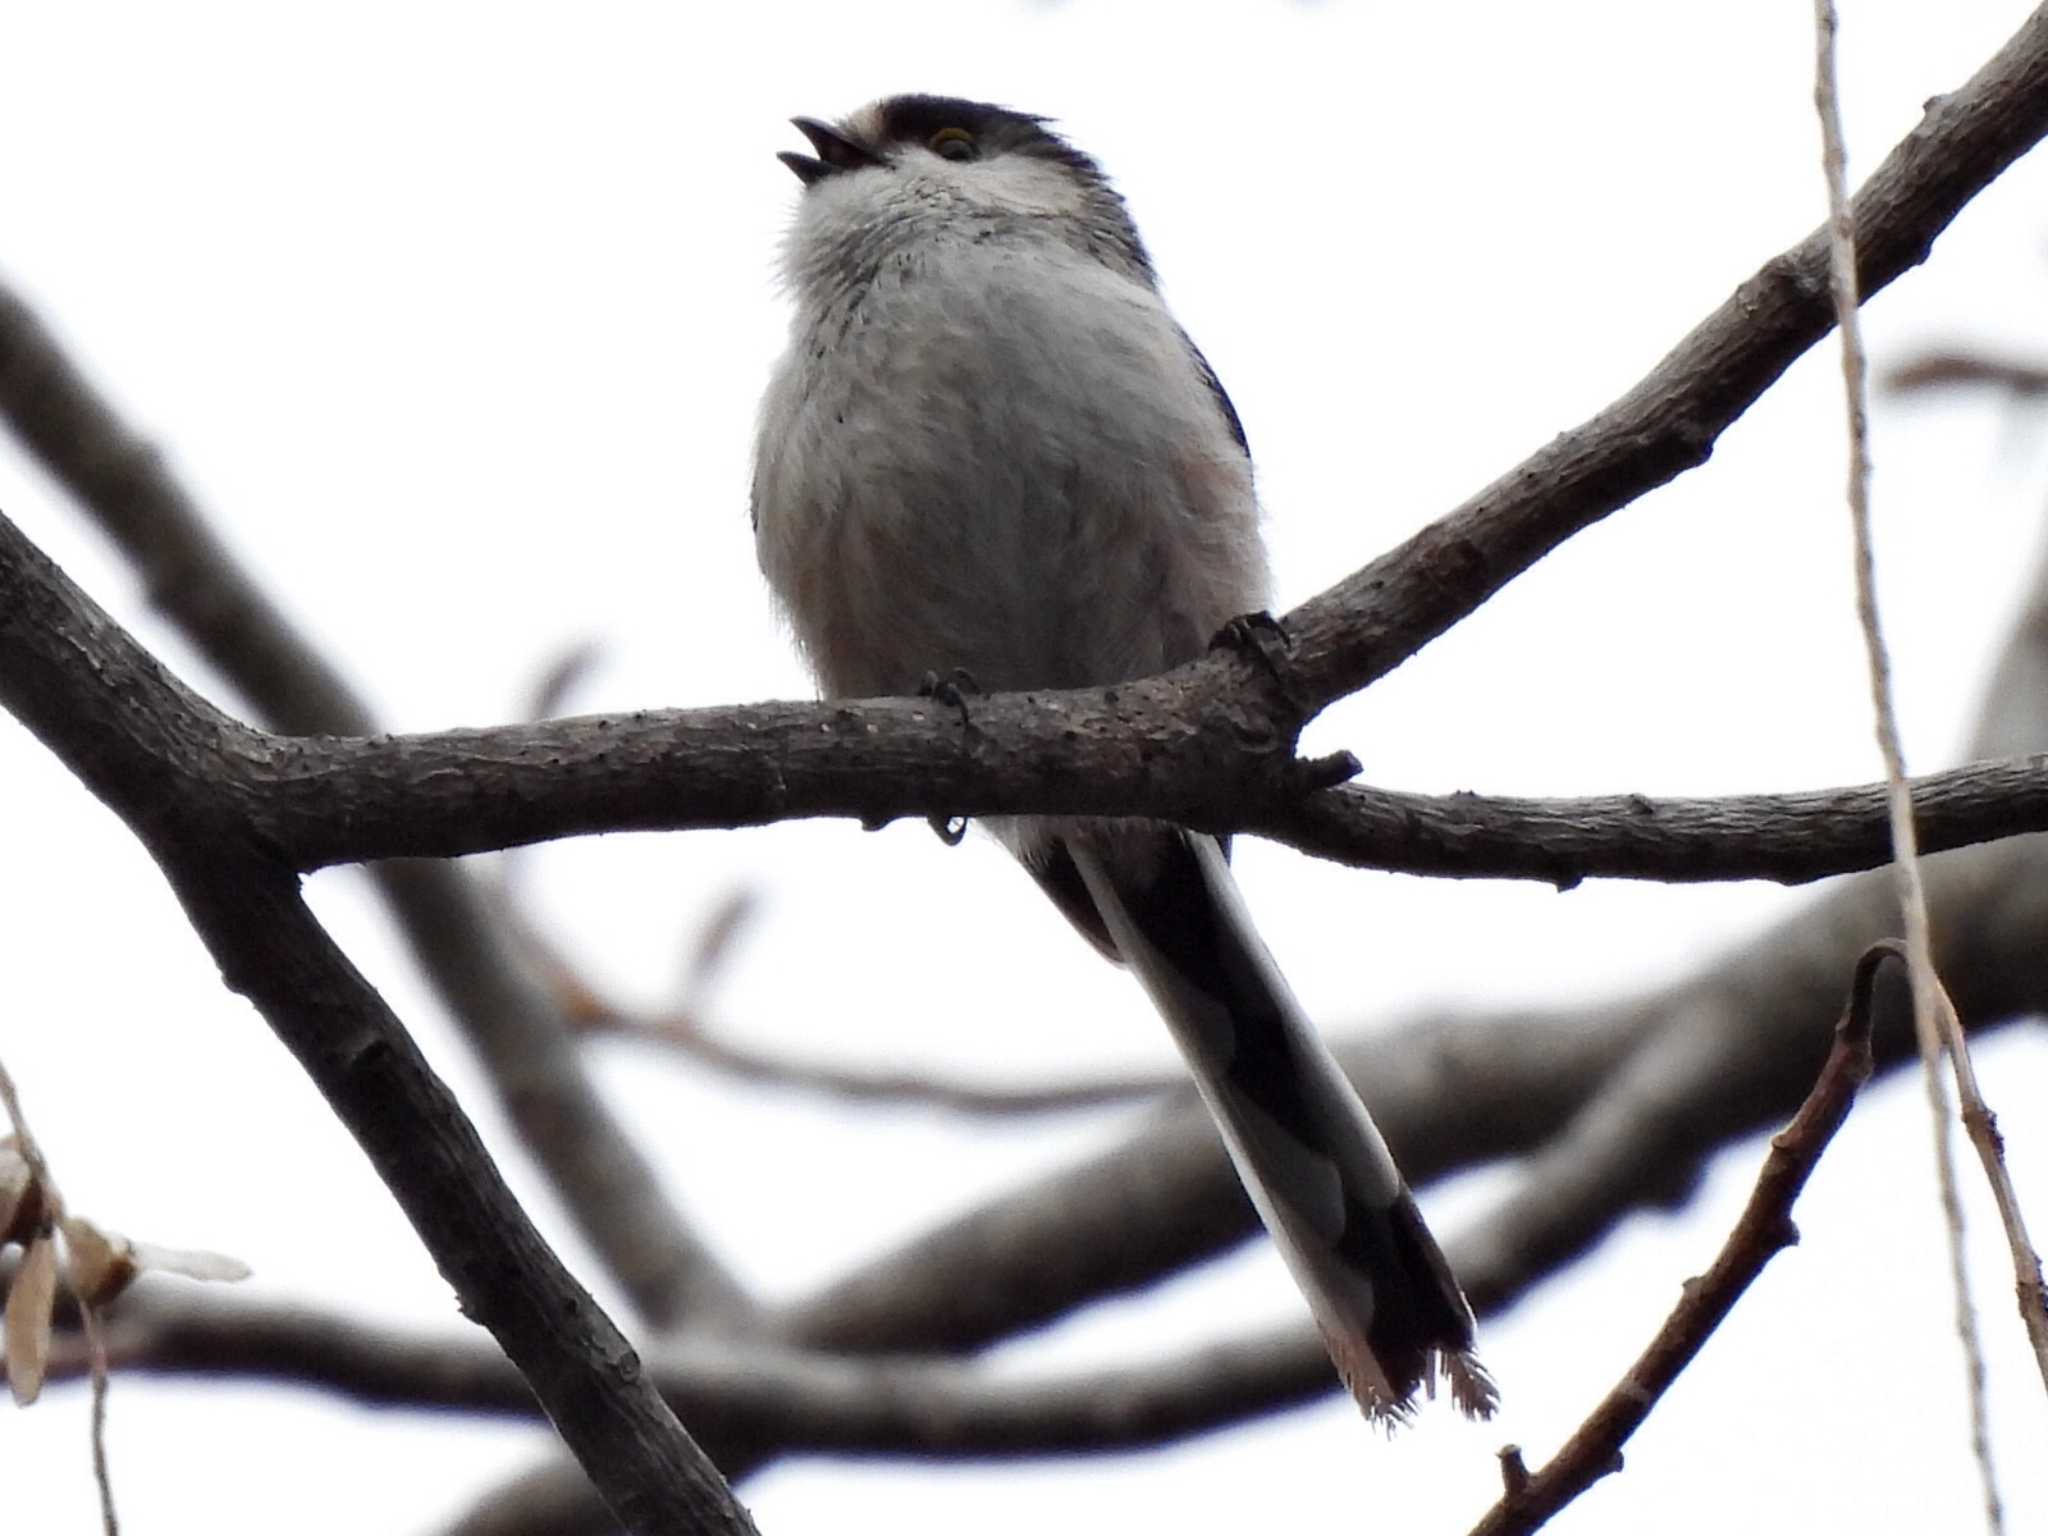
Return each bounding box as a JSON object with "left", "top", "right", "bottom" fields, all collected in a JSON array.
[
  {"left": 0, "top": 1139, "right": 41, "bottom": 1248},
  {"left": 6, "top": 1232, "right": 58, "bottom": 1405},
  {"left": 60, "top": 1217, "right": 138, "bottom": 1308}
]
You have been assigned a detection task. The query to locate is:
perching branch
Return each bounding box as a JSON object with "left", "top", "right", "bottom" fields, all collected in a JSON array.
[
  {"left": 9, "top": 626, "right": 2048, "bottom": 889},
  {"left": 1887, "top": 349, "right": 2048, "bottom": 398}
]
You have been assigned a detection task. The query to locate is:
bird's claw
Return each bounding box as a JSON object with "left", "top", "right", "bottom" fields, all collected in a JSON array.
[
  {"left": 919, "top": 667, "right": 982, "bottom": 729},
  {"left": 918, "top": 669, "right": 980, "bottom": 844},
  {"left": 1211, "top": 611, "right": 1292, "bottom": 684}
]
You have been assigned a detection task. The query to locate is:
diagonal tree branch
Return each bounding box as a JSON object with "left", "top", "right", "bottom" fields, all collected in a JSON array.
[
  {"left": 1466, "top": 942, "right": 1889, "bottom": 1536},
  {"left": 1281, "top": 2, "right": 2048, "bottom": 708},
  {"left": 0, "top": 283, "right": 752, "bottom": 1334},
  {"left": 25, "top": 1284, "right": 1407, "bottom": 1457},
  {"left": 0, "top": 516, "right": 755, "bottom": 1535}
]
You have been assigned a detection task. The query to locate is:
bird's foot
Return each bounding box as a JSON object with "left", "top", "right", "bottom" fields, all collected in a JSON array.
[
  {"left": 927, "top": 813, "right": 970, "bottom": 846},
  {"left": 919, "top": 666, "right": 981, "bottom": 729},
  {"left": 918, "top": 669, "right": 980, "bottom": 845},
  {"left": 1211, "top": 610, "right": 1292, "bottom": 683}
]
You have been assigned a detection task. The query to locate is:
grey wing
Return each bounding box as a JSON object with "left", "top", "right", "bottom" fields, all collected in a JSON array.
[
  {"left": 1178, "top": 325, "right": 1249, "bottom": 460},
  {"left": 1022, "top": 329, "right": 1250, "bottom": 958}
]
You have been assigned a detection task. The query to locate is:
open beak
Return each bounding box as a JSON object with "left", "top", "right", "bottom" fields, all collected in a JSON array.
[{"left": 779, "top": 116, "right": 881, "bottom": 186}]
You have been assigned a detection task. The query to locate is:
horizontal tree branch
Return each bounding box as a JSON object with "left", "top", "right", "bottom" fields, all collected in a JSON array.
[
  {"left": 59, "top": 1287, "right": 1342, "bottom": 1459},
  {"left": 27, "top": 655, "right": 2048, "bottom": 887},
  {"left": 1886, "top": 348, "right": 2048, "bottom": 399},
  {"left": 1259, "top": 759, "right": 2048, "bottom": 886},
  {"left": 27, "top": 942, "right": 1884, "bottom": 1474}
]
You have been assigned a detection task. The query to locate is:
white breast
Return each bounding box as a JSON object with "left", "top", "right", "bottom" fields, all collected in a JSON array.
[{"left": 753, "top": 175, "right": 1267, "bottom": 702}]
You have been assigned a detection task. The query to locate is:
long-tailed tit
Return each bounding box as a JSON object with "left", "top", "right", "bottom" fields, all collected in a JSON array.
[{"left": 752, "top": 94, "right": 1494, "bottom": 1421}]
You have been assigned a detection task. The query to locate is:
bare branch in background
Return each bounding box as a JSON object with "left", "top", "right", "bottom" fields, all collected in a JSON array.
[
  {"left": 42, "top": 779, "right": 2038, "bottom": 1481},
  {"left": 1887, "top": 350, "right": 2048, "bottom": 398},
  {"left": 504, "top": 892, "right": 1180, "bottom": 1113},
  {"left": 502, "top": 650, "right": 1157, "bottom": 1113},
  {"left": 1465, "top": 943, "right": 1890, "bottom": 1536}
]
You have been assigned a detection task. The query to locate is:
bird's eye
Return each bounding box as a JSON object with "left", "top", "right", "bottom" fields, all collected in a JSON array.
[{"left": 928, "top": 127, "right": 978, "bottom": 162}]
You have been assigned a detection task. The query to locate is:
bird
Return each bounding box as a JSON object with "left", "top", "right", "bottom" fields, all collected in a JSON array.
[{"left": 751, "top": 94, "right": 1494, "bottom": 1422}]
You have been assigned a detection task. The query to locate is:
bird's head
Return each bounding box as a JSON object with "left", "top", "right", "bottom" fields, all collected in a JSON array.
[{"left": 773, "top": 94, "right": 1154, "bottom": 294}]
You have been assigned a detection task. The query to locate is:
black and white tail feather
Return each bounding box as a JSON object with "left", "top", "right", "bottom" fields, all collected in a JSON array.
[{"left": 1068, "top": 827, "right": 1495, "bottom": 1421}]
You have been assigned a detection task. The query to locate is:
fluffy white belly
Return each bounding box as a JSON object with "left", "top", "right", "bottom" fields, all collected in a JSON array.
[{"left": 753, "top": 239, "right": 1265, "bottom": 700}]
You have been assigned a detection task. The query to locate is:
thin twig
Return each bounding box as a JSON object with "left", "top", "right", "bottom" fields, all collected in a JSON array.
[
  {"left": 503, "top": 893, "right": 1181, "bottom": 1114},
  {"left": 523, "top": 639, "right": 606, "bottom": 724},
  {"left": 1464, "top": 942, "right": 1891, "bottom": 1536},
  {"left": 1931, "top": 977, "right": 2048, "bottom": 1391},
  {"left": 676, "top": 888, "right": 757, "bottom": 1004},
  {"left": 504, "top": 655, "right": 1163, "bottom": 1113},
  {"left": 0, "top": 1059, "right": 118, "bottom": 1535},
  {"left": 1885, "top": 349, "right": 2048, "bottom": 399},
  {"left": 1813, "top": 8, "right": 2003, "bottom": 1530},
  {"left": 77, "top": 1300, "right": 118, "bottom": 1536}
]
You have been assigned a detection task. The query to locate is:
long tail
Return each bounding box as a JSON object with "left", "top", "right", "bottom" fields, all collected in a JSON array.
[{"left": 1067, "top": 829, "right": 1496, "bottom": 1422}]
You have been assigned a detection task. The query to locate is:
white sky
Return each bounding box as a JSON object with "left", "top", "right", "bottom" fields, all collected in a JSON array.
[{"left": 3, "top": 2, "right": 2047, "bottom": 1532}]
